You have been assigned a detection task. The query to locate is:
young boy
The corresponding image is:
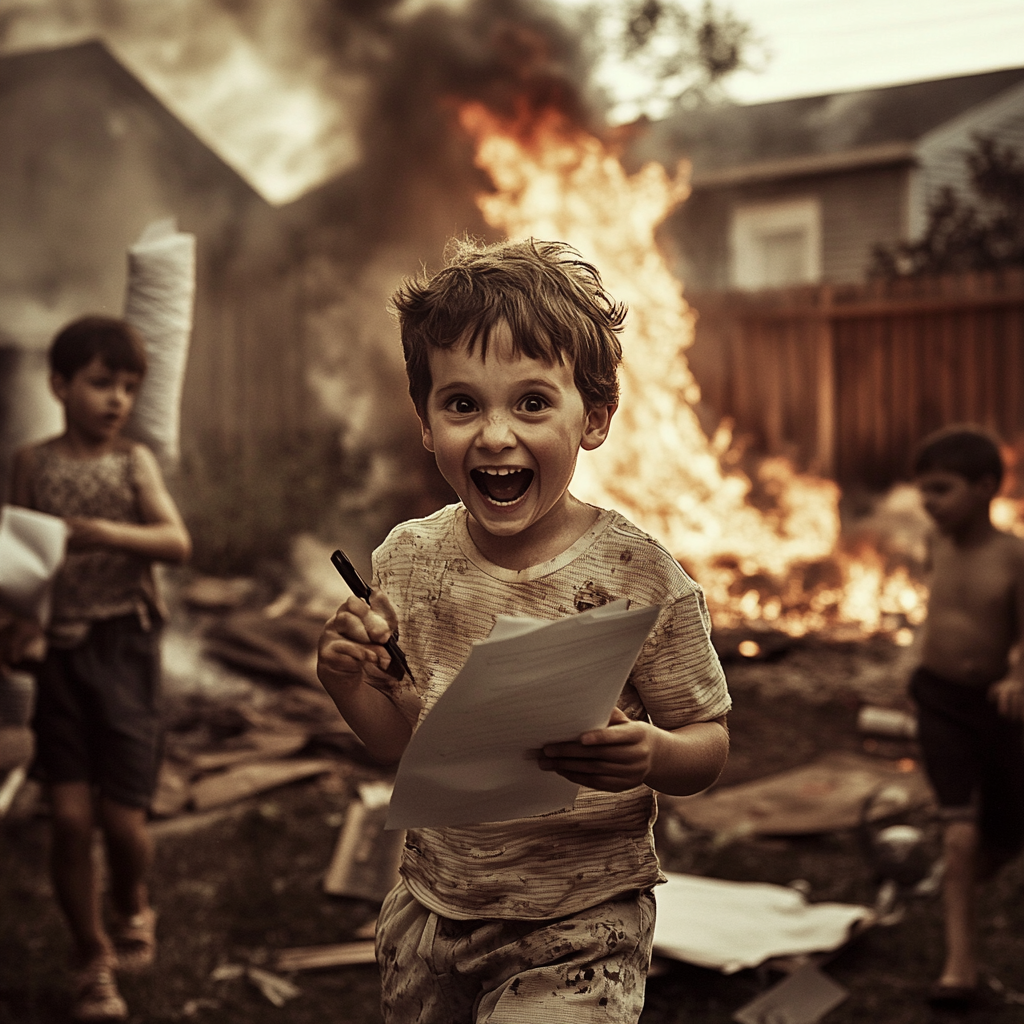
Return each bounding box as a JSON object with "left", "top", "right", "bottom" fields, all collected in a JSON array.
[
  {"left": 910, "top": 424, "right": 1024, "bottom": 1008},
  {"left": 317, "top": 238, "right": 731, "bottom": 1023},
  {"left": 4, "top": 316, "right": 191, "bottom": 1022}
]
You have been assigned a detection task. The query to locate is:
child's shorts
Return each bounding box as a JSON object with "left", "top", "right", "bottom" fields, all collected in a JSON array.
[
  {"left": 375, "top": 879, "right": 656, "bottom": 1024},
  {"left": 30, "top": 614, "right": 162, "bottom": 809},
  {"left": 910, "top": 665, "right": 1024, "bottom": 858}
]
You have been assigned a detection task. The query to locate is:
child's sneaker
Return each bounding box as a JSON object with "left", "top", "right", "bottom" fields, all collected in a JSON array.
[
  {"left": 111, "top": 906, "right": 157, "bottom": 973},
  {"left": 71, "top": 958, "right": 128, "bottom": 1022}
]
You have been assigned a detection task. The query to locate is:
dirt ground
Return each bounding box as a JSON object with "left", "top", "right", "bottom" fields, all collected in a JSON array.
[{"left": 2, "top": 634, "right": 1023, "bottom": 1024}]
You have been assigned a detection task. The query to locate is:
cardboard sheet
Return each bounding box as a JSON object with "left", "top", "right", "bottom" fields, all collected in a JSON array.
[
  {"left": 653, "top": 872, "right": 873, "bottom": 974},
  {"left": 665, "top": 751, "right": 933, "bottom": 836},
  {"left": 732, "top": 963, "right": 848, "bottom": 1024},
  {"left": 386, "top": 600, "right": 660, "bottom": 830}
]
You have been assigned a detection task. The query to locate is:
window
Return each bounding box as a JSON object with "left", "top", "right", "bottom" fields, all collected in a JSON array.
[{"left": 730, "top": 198, "right": 822, "bottom": 289}]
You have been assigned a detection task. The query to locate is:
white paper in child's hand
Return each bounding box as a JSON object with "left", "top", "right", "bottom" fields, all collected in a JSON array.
[
  {"left": 0, "top": 505, "right": 68, "bottom": 622},
  {"left": 385, "top": 599, "right": 661, "bottom": 830},
  {"left": 123, "top": 218, "right": 195, "bottom": 468}
]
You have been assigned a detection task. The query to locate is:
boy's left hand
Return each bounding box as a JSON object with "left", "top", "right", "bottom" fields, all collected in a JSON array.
[
  {"left": 991, "top": 677, "right": 1024, "bottom": 720},
  {"left": 539, "top": 707, "right": 653, "bottom": 792}
]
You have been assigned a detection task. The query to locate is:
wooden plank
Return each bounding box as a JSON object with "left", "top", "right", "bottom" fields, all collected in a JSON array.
[
  {"left": 0, "top": 765, "right": 27, "bottom": 818},
  {"left": 190, "top": 758, "right": 337, "bottom": 811},
  {"left": 274, "top": 941, "right": 377, "bottom": 972},
  {"left": 190, "top": 731, "right": 309, "bottom": 772}
]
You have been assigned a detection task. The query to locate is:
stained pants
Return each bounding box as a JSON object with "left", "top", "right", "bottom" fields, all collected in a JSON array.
[{"left": 375, "top": 880, "right": 656, "bottom": 1024}]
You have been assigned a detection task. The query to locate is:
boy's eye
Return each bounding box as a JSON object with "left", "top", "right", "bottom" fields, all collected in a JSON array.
[
  {"left": 445, "top": 396, "right": 477, "bottom": 414},
  {"left": 520, "top": 395, "right": 549, "bottom": 413}
]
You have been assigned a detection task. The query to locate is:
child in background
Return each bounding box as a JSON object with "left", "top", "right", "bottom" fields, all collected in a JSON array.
[
  {"left": 5, "top": 316, "right": 191, "bottom": 1022},
  {"left": 910, "top": 424, "right": 1024, "bottom": 1008},
  {"left": 317, "top": 238, "right": 731, "bottom": 1023}
]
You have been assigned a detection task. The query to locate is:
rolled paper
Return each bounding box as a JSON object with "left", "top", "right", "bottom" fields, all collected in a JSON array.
[
  {"left": 0, "top": 505, "right": 68, "bottom": 622},
  {"left": 124, "top": 219, "right": 196, "bottom": 467}
]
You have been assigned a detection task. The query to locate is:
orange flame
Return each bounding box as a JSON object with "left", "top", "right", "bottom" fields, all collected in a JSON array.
[{"left": 459, "top": 101, "right": 929, "bottom": 637}]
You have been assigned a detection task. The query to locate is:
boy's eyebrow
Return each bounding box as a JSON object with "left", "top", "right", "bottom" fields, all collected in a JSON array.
[{"left": 433, "top": 376, "right": 564, "bottom": 396}]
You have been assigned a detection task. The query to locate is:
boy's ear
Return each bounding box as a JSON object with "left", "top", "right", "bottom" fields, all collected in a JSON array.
[
  {"left": 977, "top": 473, "right": 1001, "bottom": 500},
  {"left": 49, "top": 372, "right": 69, "bottom": 402},
  {"left": 580, "top": 403, "right": 616, "bottom": 451},
  {"left": 418, "top": 411, "right": 435, "bottom": 453}
]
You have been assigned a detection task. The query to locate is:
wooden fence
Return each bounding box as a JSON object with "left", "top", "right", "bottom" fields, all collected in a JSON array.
[{"left": 686, "top": 269, "right": 1024, "bottom": 489}]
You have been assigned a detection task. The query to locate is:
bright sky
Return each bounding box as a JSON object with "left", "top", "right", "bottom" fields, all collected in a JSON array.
[
  {"left": 573, "top": 0, "right": 1024, "bottom": 120},
  {"left": 688, "top": 0, "right": 1024, "bottom": 104}
]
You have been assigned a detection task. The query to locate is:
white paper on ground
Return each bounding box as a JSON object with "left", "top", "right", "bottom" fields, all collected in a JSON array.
[
  {"left": 0, "top": 505, "right": 68, "bottom": 621},
  {"left": 385, "top": 599, "right": 661, "bottom": 830},
  {"left": 653, "top": 872, "right": 873, "bottom": 974},
  {"left": 123, "top": 218, "right": 195, "bottom": 468}
]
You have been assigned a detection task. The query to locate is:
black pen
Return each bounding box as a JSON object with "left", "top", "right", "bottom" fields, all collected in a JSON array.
[{"left": 330, "top": 549, "right": 410, "bottom": 682}]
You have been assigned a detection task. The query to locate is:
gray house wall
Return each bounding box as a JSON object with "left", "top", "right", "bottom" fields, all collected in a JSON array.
[
  {"left": 665, "top": 163, "right": 911, "bottom": 291},
  {"left": 641, "top": 67, "right": 1024, "bottom": 292}
]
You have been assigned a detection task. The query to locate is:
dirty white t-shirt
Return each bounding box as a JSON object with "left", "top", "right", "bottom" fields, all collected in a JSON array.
[{"left": 372, "top": 502, "right": 730, "bottom": 921}]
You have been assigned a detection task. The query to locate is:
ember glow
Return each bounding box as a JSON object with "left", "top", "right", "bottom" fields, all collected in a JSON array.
[{"left": 459, "top": 101, "right": 929, "bottom": 638}]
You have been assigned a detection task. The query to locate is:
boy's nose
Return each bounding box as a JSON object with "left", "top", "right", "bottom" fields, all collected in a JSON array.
[{"left": 477, "top": 413, "right": 516, "bottom": 450}]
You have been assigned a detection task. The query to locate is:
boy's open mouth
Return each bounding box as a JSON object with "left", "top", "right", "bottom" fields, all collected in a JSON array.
[{"left": 471, "top": 468, "right": 533, "bottom": 505}]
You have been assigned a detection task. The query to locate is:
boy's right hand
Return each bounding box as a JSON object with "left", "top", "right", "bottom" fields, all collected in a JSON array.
[
  {"left": 317, "top": 588, "right": 400, "bottom": 693},
  {"left": 0, "top": 614, "right": 44, "bottom": 666}
]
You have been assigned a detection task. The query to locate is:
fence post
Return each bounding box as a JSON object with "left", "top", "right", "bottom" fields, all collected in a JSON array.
[{"left": 816, "top": 286, "right": 835, "bottom": 477}]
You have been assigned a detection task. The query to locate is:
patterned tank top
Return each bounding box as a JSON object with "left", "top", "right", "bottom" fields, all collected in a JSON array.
[{"left": 28, "top": 441, "right": 162, "bottom": 645}]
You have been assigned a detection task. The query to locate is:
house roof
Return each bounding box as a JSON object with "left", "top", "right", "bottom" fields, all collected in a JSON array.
[
  {"left": 0, "top": 39, "right": 266, "bottom": 202},
  {"left": 636, "top": 65, "right": 1024, "bottom": 188}
]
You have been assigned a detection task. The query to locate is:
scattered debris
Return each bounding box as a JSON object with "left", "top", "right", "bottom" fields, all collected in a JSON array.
[
  {"left": 203, "top": 610, "right": 324, "bottom": 688},
  {"left": 181, "top": 997, "right": 221, "bottom": 1017},
  {"left": 732, "top": 962, "right": 848, "bottom": 1024},
  {"left": 868, "top": 824, "right": 932, "bottom": 888},
  {"left": 0, "top": 725, "right": 33, "bottom": 774},
  {"left": 246, "top": 966, "right": 302, "bottom": 1007},
  {"left": 856, "top": 705, "right": 917, "bottom": 739},
  {"left": 211, "top": 963, "right": 301, "bottom": 1008},
  {"left": 987, "top": 975, "right": 1024, "bottom": 1006},
  {"left": 190, "top": 758, "right": 338, "bottom": 811},
  {"left": 181, "top": 575, "right": 257, "bottom": 611},
  {"left": 274, "top": 940, "right": 377, "bottom": 972},
  {"left": 323, "top": 781, "right": 405, "bottom": 902},
  {"left": 188, "top": 729, "right": 309, "bottom": 770},
  {"left": 665, "top": 751, "right": 933, "bottom": 837},
  {"left": 0, "top": 764, "right": 27, "bottom": 818},
  {"left": 713, "top": 627, "right": 805, "bottom": 663}
]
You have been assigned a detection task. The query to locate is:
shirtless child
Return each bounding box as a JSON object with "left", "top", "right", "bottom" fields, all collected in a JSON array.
[{"left": 910, "top": 424, "right": 1024, "bottom": 1008}]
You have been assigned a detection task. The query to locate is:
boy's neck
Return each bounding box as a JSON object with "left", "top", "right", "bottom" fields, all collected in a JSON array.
[
  {"left": 53, "top": 428, "right": 125, "bottom": 460},
  {"left": 944, "top": 510, "right": 997, "bottom": 548},
  {"left": 465, "top": 495, "right": 600, "bottom": 571}
]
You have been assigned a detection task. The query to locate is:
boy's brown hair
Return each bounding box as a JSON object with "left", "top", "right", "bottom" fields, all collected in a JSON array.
[
  {"left": 392, "top": 238, "right": 625, "bottom": 417},
  {"left": 912, "top": 423, "right": 1005, "bottom": 488},
  {"left": 49, "top": 316, "right": 147, "bottom": 381}
]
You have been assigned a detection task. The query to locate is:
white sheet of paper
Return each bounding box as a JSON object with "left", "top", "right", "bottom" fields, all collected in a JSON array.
[
  {"left": 386, "top": 599, "right": 661, "bottom": 830},
  {"left": 0, "top": 505, "right": 68, "bottom": 621},
  {"left": 653, "top": 872, "right": 873, "bottom": 974}
]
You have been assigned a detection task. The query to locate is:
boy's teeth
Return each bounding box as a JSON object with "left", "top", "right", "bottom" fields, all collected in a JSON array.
[{"left": 472, "top": 467, "right": 533, "bottom": 503}]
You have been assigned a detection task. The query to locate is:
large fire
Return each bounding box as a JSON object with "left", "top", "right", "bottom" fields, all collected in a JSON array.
[{"left": 458, "top": 100, "right": 934, "bottom": 641}]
